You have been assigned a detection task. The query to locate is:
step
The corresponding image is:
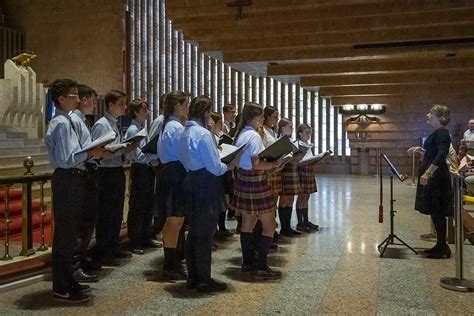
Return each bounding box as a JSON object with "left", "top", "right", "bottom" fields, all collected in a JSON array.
[
  {"left": 0, "top": 131, "right": 29, "bottom": 140},
  {"left": 0, "top": 139, "right": 44, "bottom": 148},
  {"left": 0, "top": 211, "right": 52, "bottom": 237},
  {"left": 0, "top": 200, "right": 42, "bottom": 217},
  {"left": 0, "top": 145, "right": 48, "bottom": 156},
  {"left": 0, "top": 126, "right": 13, "bottom": 132}
]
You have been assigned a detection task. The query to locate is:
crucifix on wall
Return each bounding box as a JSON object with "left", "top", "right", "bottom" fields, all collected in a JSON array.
[{"left": 227, "top": 0, "right": 251, "bottom": 19}]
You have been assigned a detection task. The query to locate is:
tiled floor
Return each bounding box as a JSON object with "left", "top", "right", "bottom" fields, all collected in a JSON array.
[{"left": 0, "top": 175, "right": 473, "bottom": 315}]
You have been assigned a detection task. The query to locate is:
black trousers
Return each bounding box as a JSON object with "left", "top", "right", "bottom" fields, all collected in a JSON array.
[
  {"left": 51, "top": 168, "right": 85, "bottom": 293},
  {"left": 73, "top": 167, "right": 98, "bottom": 268},
  {"left": 95, "top": 167, "right": 125, "bottom": 259},
  {"left": 185, "top": 212, "right": 219, "bottom": 284},
  {"left": 127, "top": 163, "right": 155, "bottom": 248}
]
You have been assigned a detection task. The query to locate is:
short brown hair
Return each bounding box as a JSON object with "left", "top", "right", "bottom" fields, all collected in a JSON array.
[
  {"left": 223, "top": 104, "right": 235, "bottom": 113},
  {"left": 210, "top": 112, "right": 222, "bottom": 125},
  {"left": 127, "top": 99, "right": 148, "bottom": 119},
  {"left": 431, "top": 104, "right": 450, "bottom": 126},
  {"left": 104, "top": 90, "right": 126, "bottom": 109}
]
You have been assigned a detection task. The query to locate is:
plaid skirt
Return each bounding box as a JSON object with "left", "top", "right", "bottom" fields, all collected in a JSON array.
[
  {"left": 280, "top": 164, "right": 300, "bottom": 196},
  {"left": 298, "top": 164, "right": 317, "bottom": 194},
  {"left": 230, "top": 169, "right": 276, "bottom": 215},
  {"left": 267, "top": 170, "right": 282, "bottom": 198},
  {"left": 155, "top": 161, "right": 186, "bottom": 217}
]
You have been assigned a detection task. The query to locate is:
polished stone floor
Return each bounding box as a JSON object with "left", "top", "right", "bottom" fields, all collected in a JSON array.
[{"left": 0, "top": 175, "right": 473, "bottom": 315}]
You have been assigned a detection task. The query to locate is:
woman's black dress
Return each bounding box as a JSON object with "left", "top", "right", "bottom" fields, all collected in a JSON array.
[{"left": 415, "top": 127, "right": 454, "bottom": 217}]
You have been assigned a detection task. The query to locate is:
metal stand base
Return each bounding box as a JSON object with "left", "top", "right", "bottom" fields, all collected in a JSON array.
[
  {"left": 378, "top": 234, "right": 418, "bottom": 257},
  {"left": 440, "top": 277, "right": 474, "bottom": 292}
]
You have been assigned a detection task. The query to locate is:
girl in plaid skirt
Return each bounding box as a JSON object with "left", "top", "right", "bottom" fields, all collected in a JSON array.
[
  {"left": 230, "top": 103, "right": 283, "bottom": 280},
  {"left": 277, "top": 119, "right": 304, "bottom": 237},
  {"left": 296, "top": 124, "right": 319, "bottom": 232}
]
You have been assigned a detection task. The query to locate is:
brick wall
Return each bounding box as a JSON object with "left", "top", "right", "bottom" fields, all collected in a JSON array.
[{"left": 2, "top": 0, "right": 125, "bottom": 93}]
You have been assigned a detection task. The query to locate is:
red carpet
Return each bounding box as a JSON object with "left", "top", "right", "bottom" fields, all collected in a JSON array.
[{"left": 0, "top": 188, "right": 53, "bottom": 245}]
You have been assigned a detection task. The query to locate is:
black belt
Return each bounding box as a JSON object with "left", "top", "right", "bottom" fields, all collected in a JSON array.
[{"left": 55, "top": 168, "right": 87, "bottom": 176}]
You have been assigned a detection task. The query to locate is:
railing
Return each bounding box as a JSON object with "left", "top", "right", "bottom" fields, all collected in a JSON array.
[
  {"left": 1, "top": 157, "right": 52, "bottom": 261},
  {"left": 1, "top": 157, "right": 133, "bottom": 262}
]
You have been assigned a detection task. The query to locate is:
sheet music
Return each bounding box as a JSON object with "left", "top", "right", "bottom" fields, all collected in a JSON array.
[{"left": 75, "top": 130, "right": 116, "bottom": 155}]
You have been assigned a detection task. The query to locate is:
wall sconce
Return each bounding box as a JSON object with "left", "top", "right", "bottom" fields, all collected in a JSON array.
[{"left": 339, "top": 104, "right": 386, "bottom": 124}]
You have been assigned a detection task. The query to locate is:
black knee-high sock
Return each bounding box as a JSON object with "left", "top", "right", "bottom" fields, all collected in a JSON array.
[
  {"left": 218, "top": 211, "right": 227, "bottom": 231},
  {"left": 163, "top": 247, "right": 176, "bottom": 270},
  {"left": 236, "top": 216, "right": 242, "bottom": 234},
  {"left": 302, "top": 208, "right": 309, "bottom": 224},
  {"left": 240, "top": 232, "right": 255, "bottom": 266},
  {"left": 296, "top": 208, "right": 304, "bottom": 225},
  {"left": 256, "top": 236, "right": 273, "bottom": 270},
  {"left": 278, "top": 207, "right": 288, "bottom": 232}
]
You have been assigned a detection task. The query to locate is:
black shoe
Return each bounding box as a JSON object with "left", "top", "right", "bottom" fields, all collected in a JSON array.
[
  {"left": 212, "top": 243, "right": 218, "bottom": 251},
  {"left": 53, "top": 291, "right": 90, "bottom": 304},
  {"left": 270, "top": 243, "right": 278, "bottom": 250},
  {"left": 241, "top": 264, "right": 257, "bottom": 273},
  {"left": 100, "top": 257, "right": 121, "bottom": 267},
  {"left": 186, "top": 278, "right": 198, "bottom": 289},
  {"left": 305, "top": 221, "right": 319, "bottom": 230},
  {"left": 73, "top": 268, "right": 98, "bottom": 283},
  {"left": 143, "top": 239, "right": 162, "bottom": 249},
  {"left": 422, "top": 244, "right": 440, "bottom": 255},
  {"left": 131, "top": 248, "right": 145, "bottom": 255},
  {"left": 82, "top": 260, "right": 102, "bottom": 271},
  {"left": 427, "top": 245, "right": 451, "bottom": 259},
  {"left": 197, "top": 279, "right": 228, "bottom": 293},
  {"left": 215, "top": 229, "right": 234, "bottom": 239},
  {"left": 296, "top": 223, "right": 312, "bottom": 233},
  {"left": 273, "top": 232, "right": 282, "bottom": 243},
  {"left": 114, "top": 250, "right": 133, "bottom": 258},
  {"left": 251, "top": 267, "right": 282, "bottom": 281},
  {"left": 163, "top": 269, "right": 188, "bottom": 280},
  {"left": 280, "top": 229, "right": 298, "bottom": 237},
  {"left": 289, "top": 228, "right": 301, "bottom": 236},
  {"left": 71, "top": 283, "right": 91, "bottom": 294}
]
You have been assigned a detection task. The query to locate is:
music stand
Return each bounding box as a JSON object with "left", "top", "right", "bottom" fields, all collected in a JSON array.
[{"left": 377, "top": 154, "right": 418, "bottom": 257}]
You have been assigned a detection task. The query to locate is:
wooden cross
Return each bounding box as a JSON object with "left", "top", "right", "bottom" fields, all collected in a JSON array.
[{"left": 227, "top": 0, "right": 251, "bottom": 19}]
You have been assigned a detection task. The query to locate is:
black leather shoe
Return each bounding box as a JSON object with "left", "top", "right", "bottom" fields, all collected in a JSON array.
[
  {"left": 163, "top": 269, "right": 188, "bottom": 280},
  {"left": 197, "top": 279, "right": 227, "bottom": 293},
  {"left": 53, "top": 291, "right": 90, "bottom": 304},
  {"left": 114, "top": 250, "right": 133, "bottom": 258},
  {"left": 100, "top": 257, "right": 121, "bottom": 267},
  {"left": 73, "top": 268, "right": 98, "bottom": 283},
  {"left": 143, "top": 239, "right": 162, "bottom": 248},
  {"left": 296, "top": 223, "right": 312, "bottom": 233},
  {"left": 305, "top": 221, "right": 319, "bottom": 230},
  {"left": 131, "top": 248, "right": 145, "bottom": 255},
  {"left": 251, "top": 267, "right": 282, "bottom": 281},
  {"left": 427, "top": 245, "right": 451, "bottom": 259},
  {"left": 186, "top": 278, "right": 198, "bottom": 289},
  {"left": 71, "top": 282, "right": 91, "bottom": 294}
]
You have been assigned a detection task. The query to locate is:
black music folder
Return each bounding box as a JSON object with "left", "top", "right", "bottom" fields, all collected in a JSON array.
[{"left": 259, "top": 135, "right": 298, "bottom": 162}]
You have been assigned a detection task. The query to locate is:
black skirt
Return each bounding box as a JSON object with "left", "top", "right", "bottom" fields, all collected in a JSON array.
[
  {"left": 183, "top": 168, "right": 227, "bottom": 216},
  {"left": 220, "top": 170, "right": 233, "bottom": 195},
  {"left": 415, "top": 168, "right": 454, "bottom": 217},
  {"left": 155, "top": 161, "right": 187, "bottom": 217}
]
